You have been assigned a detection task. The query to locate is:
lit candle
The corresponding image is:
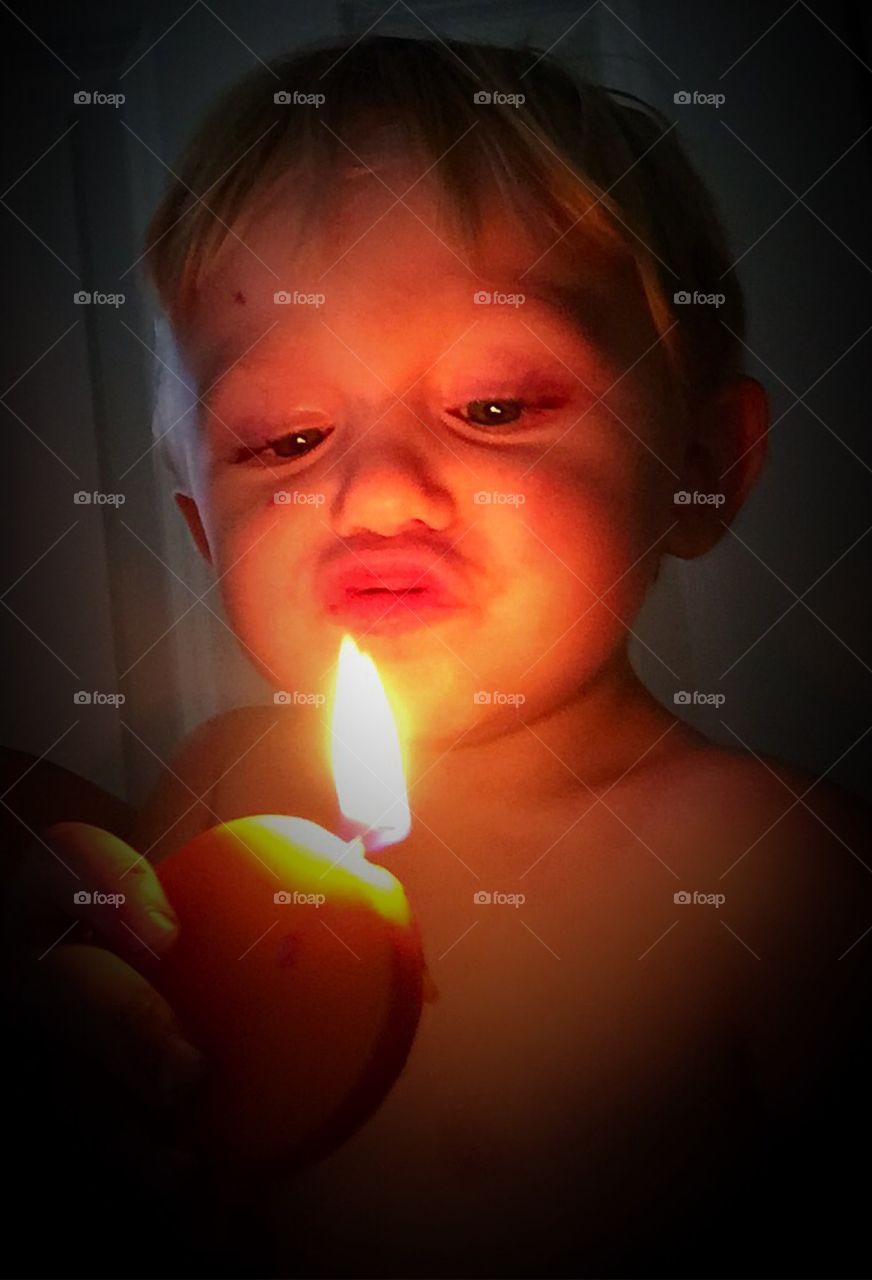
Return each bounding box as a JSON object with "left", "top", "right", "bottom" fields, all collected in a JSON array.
[{"left": 145, "top": 636, "right": 425, "bottom": 1183}]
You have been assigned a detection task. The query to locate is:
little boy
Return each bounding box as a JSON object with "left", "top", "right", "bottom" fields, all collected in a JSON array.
[{"left": 9, "top": 32, "right": 872, "bottom": 1279}]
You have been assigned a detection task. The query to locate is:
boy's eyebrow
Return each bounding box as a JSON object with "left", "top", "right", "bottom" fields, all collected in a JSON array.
[
  {"left": 500, "top": 279, "right": 611, "bottom": 344},
  {"left": 468, "top": 275, "right": 617, "bottom": 360},
  {"left": 198, "top": 279, "right": 613, "bottom": 413},
  {"left": 201, "top": 359, "right": 270, "bottom": 414}
]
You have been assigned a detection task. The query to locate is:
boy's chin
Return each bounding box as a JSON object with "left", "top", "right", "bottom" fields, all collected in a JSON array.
[{"left": 366, "top": 673, "right": 537, "bottom": 752}]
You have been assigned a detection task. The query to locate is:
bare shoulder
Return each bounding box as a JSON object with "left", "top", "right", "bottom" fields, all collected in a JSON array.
[
  {"left": 627, "top": 734, "right": 871, "bottom": 873},
  {"left": 640, "top": 739, "right": 872, "bottom": 1100},
  {"left": 128, "top": 704, "right": 283, "bottom": 864},
  {"left": 662, "top": 738, "right": 871, "bottom": 934}
]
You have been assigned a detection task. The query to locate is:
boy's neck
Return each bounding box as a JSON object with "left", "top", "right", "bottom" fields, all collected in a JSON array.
[{"left": 406, "top": 651, "right": 688, "bottom": 817}]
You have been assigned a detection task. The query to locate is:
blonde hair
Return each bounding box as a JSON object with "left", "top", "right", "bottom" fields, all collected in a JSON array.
[{"left": 142, "top": 34, "right": 745, "bottom": 488}]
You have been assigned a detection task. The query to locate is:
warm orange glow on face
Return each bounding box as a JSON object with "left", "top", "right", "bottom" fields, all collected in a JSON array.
[{"left": 329, "top": 634, "right": 411, "bottom": 851}]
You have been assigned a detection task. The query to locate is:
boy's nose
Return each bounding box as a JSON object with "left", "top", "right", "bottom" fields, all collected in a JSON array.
[{"left": 329, "top": 422, "right": 456, "bottom": 540}]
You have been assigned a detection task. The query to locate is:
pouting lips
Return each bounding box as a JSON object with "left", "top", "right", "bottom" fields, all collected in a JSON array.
[
  {"left": 340, "top": 585, "right": 439, "bottom": 607},
  {"left": 352, "top": 587, "right": 426, "bottom": 595},
  {"left": 316, "top": 550, "right": 468, "bottom": 632},
  {"left": 340, "top": 585, "right": 444, "bottom": 606}
]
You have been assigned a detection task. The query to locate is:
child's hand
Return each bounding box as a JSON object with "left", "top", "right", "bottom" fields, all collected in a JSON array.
[{"left": 1, "top": 820, "right": 207, "bottom": 1191}]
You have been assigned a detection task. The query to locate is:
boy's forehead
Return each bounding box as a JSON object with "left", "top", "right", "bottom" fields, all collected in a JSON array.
[{"left": 180, "top": 166, "right": 642, "bottom": 389}]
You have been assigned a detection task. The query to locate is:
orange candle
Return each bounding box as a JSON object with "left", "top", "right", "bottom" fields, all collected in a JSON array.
[{"left": 143, "top": 637, "right": 424, "bottom": 1183}]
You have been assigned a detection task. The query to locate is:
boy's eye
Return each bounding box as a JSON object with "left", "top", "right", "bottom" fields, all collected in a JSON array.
[
  {"left": 229, "top": 391, "right": 568, "bottom": 465},
  {"left": 233, "top": 426, "right": 333, "bottom": 464},
  {"left": 452, "top": 398, "right": 525, "bottom": 427},
  {"left": 446, "top": 395, "right": 568, "bottom": 431}
]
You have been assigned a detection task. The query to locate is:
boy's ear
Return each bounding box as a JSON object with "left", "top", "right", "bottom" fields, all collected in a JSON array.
[
  {"left": 174, "top": 493, "right": 213, "bottom": 565},
  {"left": 665, "top": 376, "right": 769, "bottom": 560}
]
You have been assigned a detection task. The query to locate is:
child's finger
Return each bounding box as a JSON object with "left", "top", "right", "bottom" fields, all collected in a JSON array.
[
  {"left": 17, "top": 941, "right": 207, "bottom": 1112},
  {"left": 9, "top": 821, "right": 179, "bottom": 959}
]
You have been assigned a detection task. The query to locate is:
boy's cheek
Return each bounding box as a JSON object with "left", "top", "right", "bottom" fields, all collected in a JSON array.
[
  {"left": 201, "top": 471, "right": 652, "bottom": 646},
  {"left": 203, "top": 473, "right": 288, "bottom": 528},
  {"left": 200, "top": 481, "right": 317, "bottom": 573},
  {"left": 520, "top": 472, "right": 649, "bottom": 575}
]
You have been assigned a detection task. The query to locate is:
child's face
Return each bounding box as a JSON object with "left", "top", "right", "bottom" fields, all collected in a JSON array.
[{"left": 173, "top": 158, "right": 687, "bottom": 747}]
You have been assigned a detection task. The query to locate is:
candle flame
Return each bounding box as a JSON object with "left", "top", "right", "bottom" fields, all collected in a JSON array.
[{"left": 330, "top": 635, "right": 410, "bottom": 851}]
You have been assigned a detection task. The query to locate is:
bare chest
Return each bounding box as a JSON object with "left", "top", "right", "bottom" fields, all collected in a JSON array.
[{"left": 260, "top": 804, "right": 749, "bottom": 1275}]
